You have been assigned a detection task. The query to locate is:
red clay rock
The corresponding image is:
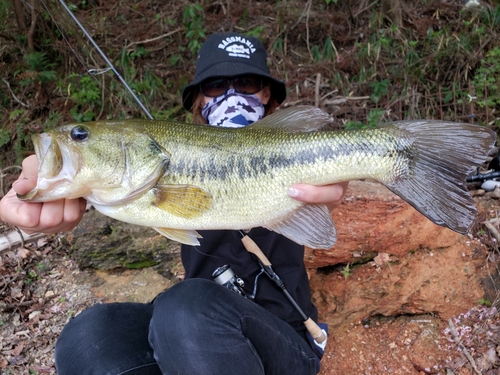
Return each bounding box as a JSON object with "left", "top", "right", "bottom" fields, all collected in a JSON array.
[
  {"left": 306, "top": 181, "right": 489, "bottom": 329},
  {"left": 305, "top": 181, "right": 463, "bottom": 269},
  {"left": 310, "top": 239, "right": 486, "bottom": 329}
]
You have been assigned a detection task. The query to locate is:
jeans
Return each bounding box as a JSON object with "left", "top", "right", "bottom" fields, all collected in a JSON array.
[{"left": 55, "top": 279, "right": 320, "bottom": 375}]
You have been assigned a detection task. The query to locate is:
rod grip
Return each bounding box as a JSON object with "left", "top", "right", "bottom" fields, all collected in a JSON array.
[
  {"left": 304, "top": 318, "right": 327, "bottom": 343},
  {"left": 241, "top": 234, "right": 327, "bottom": 344},
  {"left": 241, "top": 235, "right": 272, "bottom": 266}
]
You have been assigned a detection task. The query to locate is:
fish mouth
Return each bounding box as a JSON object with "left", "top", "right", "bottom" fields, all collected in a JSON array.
[
  {"left": 18, "top": 133, "right": 80, "bottom": 201},
  {"left": 35, "top": 133, "right": 63, "bottom": 178}
]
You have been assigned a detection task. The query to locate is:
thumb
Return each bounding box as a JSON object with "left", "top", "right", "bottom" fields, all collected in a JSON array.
[{"left": 12, "top": 177, "right": 37, "bottom": 195}]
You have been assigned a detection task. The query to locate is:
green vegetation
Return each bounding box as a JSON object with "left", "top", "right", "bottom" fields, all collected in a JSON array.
[
  {"left": 0, "top": 1, "right": 499, "bottom": 168},
  {"left": 183, "top": 3, "right": 206, "bottom": 56},
  {"left": 341, "top": 264, "right": 352, "bottom": 279},
  {"left": 471, "top": 46, "right": 500, "bottom": 125},
  {"left": 478, "top": 298, "right": 492, "bottom": 306},
  {"left": 66, "top": 73, "right": 101, "bottom": 122}
]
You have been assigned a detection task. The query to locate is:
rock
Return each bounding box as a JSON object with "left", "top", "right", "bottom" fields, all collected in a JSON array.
[
  {"left": 306, "top": 181, "right": 496, "bottom": 330},
  {"left": 64, "top": 207, "right": 180, "bottom": 272},
  {"left": 310, "top": 238, "right": 487, "bottom": 329},
  {"left": 304, "top": 181, "right": 462, "bottom": 268}
]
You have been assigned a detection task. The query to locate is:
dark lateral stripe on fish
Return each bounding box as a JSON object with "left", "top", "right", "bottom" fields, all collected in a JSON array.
[{"left": 170, "top": 133, "right": 413, "bottom": 182}]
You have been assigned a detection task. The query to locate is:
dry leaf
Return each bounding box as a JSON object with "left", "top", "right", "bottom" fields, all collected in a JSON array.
[
  {"left": 10, "top": 341, "right": 25, "bottom": 356},
  {"left": 16, "top": 247, "right": 30, "bottom": 259},
  {"left": 10, "top": 286, "right": 22, "bottom": 299}
]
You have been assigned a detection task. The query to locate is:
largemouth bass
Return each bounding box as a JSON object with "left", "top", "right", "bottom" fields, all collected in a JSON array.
[{"left": 18, "top": 106, "right": 496, "bottom": 249}]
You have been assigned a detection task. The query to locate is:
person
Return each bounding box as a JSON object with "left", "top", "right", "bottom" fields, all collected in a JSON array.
[{"left": 0, "top": 32, "right": 348, "bottom": 375}]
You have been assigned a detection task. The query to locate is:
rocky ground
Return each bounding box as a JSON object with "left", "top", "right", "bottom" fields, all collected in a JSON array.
[{"left": 2, "top": 181, "right": 500, "bottom": 375}]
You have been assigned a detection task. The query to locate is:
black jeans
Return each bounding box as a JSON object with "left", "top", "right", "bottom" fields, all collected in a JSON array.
[{"left": 55, "top": 279, "right": 320, "bottom": 375}]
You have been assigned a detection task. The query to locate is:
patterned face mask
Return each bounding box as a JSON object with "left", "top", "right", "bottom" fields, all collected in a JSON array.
[{"left": 201, "top": 88, "right": 265, "bottom": 128}]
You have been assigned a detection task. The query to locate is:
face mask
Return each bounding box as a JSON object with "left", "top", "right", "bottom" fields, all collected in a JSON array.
[{"left": 201, "top": 89, "right": 265, "bottom": 128}]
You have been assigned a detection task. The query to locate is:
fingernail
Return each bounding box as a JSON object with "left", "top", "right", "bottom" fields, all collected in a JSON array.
[{"left": 287, "top": 187, "right": 301, "bottom": 198}]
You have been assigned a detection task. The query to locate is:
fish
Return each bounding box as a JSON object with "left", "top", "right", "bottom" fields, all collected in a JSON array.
[{"left": 18, "top": 106, "right": 497, "bottom": 249}]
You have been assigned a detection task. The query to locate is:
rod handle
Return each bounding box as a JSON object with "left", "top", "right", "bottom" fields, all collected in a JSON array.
[
  {"left": 241, "top": 235, "right": 271, "bottom": 266},
  {"left": 304, "top": 318, "right": 327, "bottom": 343},
  {"left": 241, "top": 234, "right": 327, "bottom": 344}
]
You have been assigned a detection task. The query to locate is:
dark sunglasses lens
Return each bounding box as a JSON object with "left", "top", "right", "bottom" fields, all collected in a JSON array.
[
  {"left": 233, "top": 76, "right": 263, "bottom": 94},
  {"left": 201, "top": 78, "right": 229, "bottom": 97}
]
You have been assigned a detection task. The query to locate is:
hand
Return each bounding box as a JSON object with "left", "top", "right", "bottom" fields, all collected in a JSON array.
[
  {"left": 287, "top": 181, "right": 349, "bottom": 211},
  {"left": 0, "top": 155, "right": 86, "bottom": 234}
]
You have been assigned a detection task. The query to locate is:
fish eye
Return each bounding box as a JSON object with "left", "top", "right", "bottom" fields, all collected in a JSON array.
[{"left": 70, "top": 126, "right": 90, "bottom": 142}]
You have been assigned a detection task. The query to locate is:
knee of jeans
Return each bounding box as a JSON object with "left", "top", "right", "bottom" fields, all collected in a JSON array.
[
  {"left": 153, "top": 278, "right": 219, "bottom": 313},
  {"left": 150, "top": 279, "right": 232, "bottom": 336},
  {"left": 55, "top": 303, "right": 111, "bottom": 370}
]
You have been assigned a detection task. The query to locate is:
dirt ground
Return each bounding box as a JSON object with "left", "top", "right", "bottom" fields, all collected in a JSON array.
[{"left": 2, "top": 188, "right": 500, "bottom": 375}]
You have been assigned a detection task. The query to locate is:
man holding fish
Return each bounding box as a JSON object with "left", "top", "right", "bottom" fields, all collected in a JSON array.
[{"left": 0, "top": 33, "right": 349, "bottom": 374}]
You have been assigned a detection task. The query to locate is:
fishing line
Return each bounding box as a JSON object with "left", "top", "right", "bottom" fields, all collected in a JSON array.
[
  {"left": 56, "top": 0, "right": 153, "bottom": 119},
  {"left": 36, "top": 0, "right": 154, "bottom": 119},
  {"left": 37, "top": 0, "right": 121, "bottom": 114},
  {"left": 191, "top": 245, "right": 229, "bottom": 261}
]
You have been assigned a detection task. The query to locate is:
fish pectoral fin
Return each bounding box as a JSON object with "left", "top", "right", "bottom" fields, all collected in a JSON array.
[
  {"left": 266, "top": 204, "right": 337, "bottom": 250},
  {"left": 153, "top": 184, "right": 212, "bottom": 219},
  {"left": 250, "top": 106, "right": 332, "bottom": 132},
  {"left": 153, "top": 227, "right": 202, "bottom": 246}
]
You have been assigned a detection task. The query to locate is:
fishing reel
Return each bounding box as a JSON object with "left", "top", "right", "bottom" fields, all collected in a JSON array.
[
  {"left": 467, "top": 146, "right": 500, "bottom": 191},
  {"left": 212, "top": 265, "right": 247, "bottom": 297}
]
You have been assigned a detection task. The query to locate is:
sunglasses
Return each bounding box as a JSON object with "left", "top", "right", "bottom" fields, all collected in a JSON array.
[{"left": 200, "top": 75, "right": 265, "bottom": 97}]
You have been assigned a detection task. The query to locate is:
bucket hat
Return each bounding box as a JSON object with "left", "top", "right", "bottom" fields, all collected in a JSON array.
[{"left": 182, "top": 32, "right": 287, "bottom": 110}]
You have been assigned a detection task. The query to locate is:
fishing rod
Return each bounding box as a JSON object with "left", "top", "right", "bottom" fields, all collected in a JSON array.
[
  {"left": 57, "top": 0, "right": 154, "bottom": 120},
  {"left": 239, "top": 231, "right": 327, "bottom": 345},
  {"left": 466, "top": 170, "right": 500, "bottom": 183}
]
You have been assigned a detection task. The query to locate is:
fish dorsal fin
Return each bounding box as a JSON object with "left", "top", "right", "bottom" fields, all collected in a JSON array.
[
  {"left": 153, "top": 227, "right": 202, "bottom": 246},
  {"left": 249, "top": 106, "right": 332, "bottom": 133},
  {"left": 265, "top": 203, "right": 337, "bottom": 249},
  {"left": 153, "top": 184, "right": 212, "bottom": 218}
]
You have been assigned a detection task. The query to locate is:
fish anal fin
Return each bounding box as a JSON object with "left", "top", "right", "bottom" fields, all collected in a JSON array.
[
  {"left": 154, "top": 184, "right": 212, "bottom": 219},
  {"left": 153, "top": 227, "right": 202, "bottom": 246},
  {"left": 266, "top": 203, "right": 337, "bottom": 249}
]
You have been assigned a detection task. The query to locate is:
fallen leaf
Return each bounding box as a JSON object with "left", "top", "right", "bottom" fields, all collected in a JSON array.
[
  {"left": 10, "top": 341, "right": 25, "bottom": 356},
  {"left": 16, "top": 247, "right": 30, "bottom": 259}
]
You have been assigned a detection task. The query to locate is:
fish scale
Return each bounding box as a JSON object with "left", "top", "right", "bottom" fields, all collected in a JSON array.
[{"left": 19, "top": 106, "right": 497, "bottom": 249}]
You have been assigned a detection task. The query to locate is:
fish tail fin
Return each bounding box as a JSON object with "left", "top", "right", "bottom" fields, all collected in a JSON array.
[{"left": 384, "top": 120, "right": 496, "bottom": 234}]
